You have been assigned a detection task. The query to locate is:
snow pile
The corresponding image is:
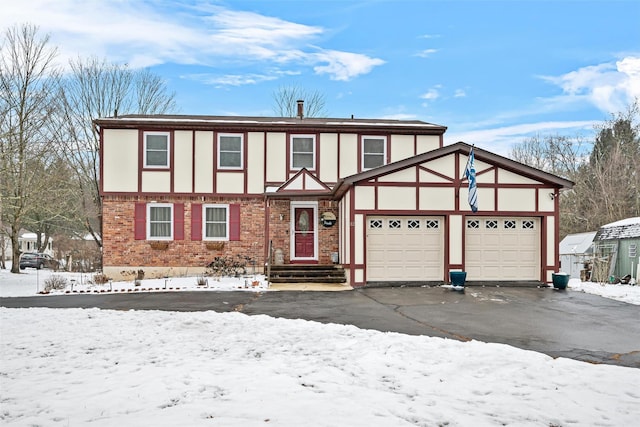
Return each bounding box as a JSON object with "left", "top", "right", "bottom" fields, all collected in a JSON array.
[
  {"left": 568, "top": 278, "right": 640, "bottom": 305},
  {"left": 1, "top": 307, "right": 638, "bottom": 426}
]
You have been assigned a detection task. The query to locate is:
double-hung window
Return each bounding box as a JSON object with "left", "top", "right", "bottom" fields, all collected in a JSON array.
[
  {"left": 362, "top": 136, "right": 386, "bottom": 170},
  {"left": 218, "top": 134, "right": 243, "bottom": 169},
  {"left": 291, "top": 135, "right": 315, "bottom": 170},
  {"left": 144, "top": 132, "right": 170, "bottom": 168},
  {"left": 203, "top": 204, "right": 229, "bottom": 240},
  {"left": 147, "top": 204, "right": 173, "bottom": 240}
]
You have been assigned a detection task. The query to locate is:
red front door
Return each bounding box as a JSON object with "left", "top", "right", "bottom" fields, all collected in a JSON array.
[{"left": 294, "top": 207, "right": 315, "bottom": 259}]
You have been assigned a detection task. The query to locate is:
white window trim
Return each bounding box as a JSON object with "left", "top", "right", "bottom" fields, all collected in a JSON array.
[
  {"left": 202, "top": 204, "right": 229, "bottom": 241},
  {"left": 217, "top": 133, "right": 244, "bottom": 170},
  {"left": 143, "top": 131, "right": 170, "bottom": 168},
  {"left": 361, "top": 136, "right": 387, "bottom": 170},
  {"left": 290, "top": 134, "right": 316, "bottom": 170},
  {"left": 147, "top": 203, "right": 173, "bottom": 240}
]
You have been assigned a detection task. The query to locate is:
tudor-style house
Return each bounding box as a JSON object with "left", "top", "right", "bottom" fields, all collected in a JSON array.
[{"left": 96, "top": 103, "right": 573, "bottom": 286}]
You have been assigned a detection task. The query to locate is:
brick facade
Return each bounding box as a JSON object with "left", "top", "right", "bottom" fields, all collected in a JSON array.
[{"left": 103, "top": 195, "right": 339, "bottom": 279}]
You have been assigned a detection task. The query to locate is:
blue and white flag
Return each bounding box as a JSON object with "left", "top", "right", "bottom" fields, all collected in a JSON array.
[{"left": 464, "top": 148, "right": 478, "bottom": 212}]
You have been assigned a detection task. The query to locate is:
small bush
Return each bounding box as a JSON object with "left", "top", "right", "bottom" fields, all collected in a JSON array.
[
  {"left": 206, "top": 255, "right": 252, "bottom": 277},
  {"left": 43, "top": 276, "right": 68, "bottom": 293},
  {"left": 196, "top": 276, "right": 208, "bottom": 286},
  {"left": 92, "top": 273, "right": 110, "bottom": 284}
]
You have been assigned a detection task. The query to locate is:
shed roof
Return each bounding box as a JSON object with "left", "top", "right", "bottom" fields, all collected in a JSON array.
[
  {"left": 594, "top": 217, "right": 640, "bottom": 241},
  {"left": 559, "top": 231, "right": 596, "bottom": 255}
]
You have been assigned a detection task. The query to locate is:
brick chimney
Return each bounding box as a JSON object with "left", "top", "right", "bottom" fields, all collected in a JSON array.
[{"left": 297, "top": 99, "right": 304, "bottom": 119}]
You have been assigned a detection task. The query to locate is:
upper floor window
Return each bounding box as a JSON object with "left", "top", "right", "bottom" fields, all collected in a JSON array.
[
  {"left": 291, "top": 135, "right": 315, "bottom": 170},
  {"left": 218, "top": 134, "right": 243, "bottom": 169},
  {"left": 147, "top": 204, "right": 173, "bottom": 240},
  {"left": 144, "top": 132, "right": 170, "bottom": 168},
  {"left": 203, "top": 204, "right": 229, "bottom": 240},
  {"left": 362, "top": 136, "right": 386, "bottom": 170}
]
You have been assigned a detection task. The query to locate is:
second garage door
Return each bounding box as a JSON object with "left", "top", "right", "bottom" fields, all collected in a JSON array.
[
  {"left": 465, "top": 217, "right": 540, "bottom": 281},
  {"left": 367, "top": 216, "right": 444, "bottom": 282}
]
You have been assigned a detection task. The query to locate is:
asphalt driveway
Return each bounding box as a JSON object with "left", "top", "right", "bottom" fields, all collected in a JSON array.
[{"left": 2, "top": 286, "right": 639, "bottom": 368}]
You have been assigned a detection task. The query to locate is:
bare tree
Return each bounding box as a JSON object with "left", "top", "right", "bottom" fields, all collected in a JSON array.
[
  {"left": 0, "top": 24, "right": 60, "bottom": 272},
  {"left": 54, "top": 57, "right": 177, "bottom": 251},
  {"left": 272, "top": 84, "right": 327, "bottom": 117},
  {"left": 510, "top": 134, "right": 585, "bottom": 180}
]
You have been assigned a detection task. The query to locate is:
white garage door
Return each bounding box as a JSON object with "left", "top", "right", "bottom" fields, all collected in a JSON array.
[
  {"left": 367, "top": 216, "right": 444, "bottom": 282},
  {"left": 465, "top": 217, "right": 540, "bottom": 281}
]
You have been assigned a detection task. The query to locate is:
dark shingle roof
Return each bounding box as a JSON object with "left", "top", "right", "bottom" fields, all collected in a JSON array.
[{"left": 594, "top": 217, "right": 640, "bottom": 241}]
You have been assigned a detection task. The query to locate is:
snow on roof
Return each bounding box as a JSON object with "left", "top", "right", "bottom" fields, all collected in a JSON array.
[
  {"left": 559, "top": 232, "right": 596, "bottom": 255},
  {"left": 595, "top": 217, "right": 640, "bottom": 241}
]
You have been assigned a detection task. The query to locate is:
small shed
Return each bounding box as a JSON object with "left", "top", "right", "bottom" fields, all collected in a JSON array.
[
  {"left": 592, "top": 217, "right": 640, "bottom": 282},
  {"left": 559, "top": 231, "right": 596, "bottom": 280}
]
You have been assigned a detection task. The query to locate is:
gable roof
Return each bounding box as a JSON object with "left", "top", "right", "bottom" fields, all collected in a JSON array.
[
  {"left": 594, "top": 217, "right": 640, "bottom": 241},
  {"left": 266, "top": 168, "right": 332, "bottom": 197},
  {"left": 559, "top": 232, "right": 596, "bottom": 255},
  {"left": 332, "top": 141, "right": 574, "bottom": 198},
  {"left": 94, "top": 114, "right": 447, "bottom": 135}
]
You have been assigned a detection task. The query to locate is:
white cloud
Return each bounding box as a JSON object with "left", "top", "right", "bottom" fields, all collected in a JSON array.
[
  {"left": 313, "top": 50, "right": 385, "bottom": 81},
  {"left": 454, "top": 89, "right": 466, "bottom": 98},
  {"left": 415, "top": 49, "right": 438, "bottom": 58},
  {"left": 1, "top": 1, "right": 383, "bottom": 82},
  {"left": 184, "top": 73, "right": 278, "bottom": 87},
  {"left": 540, "top": 56, "right": 640, "bottom": 114},
  {"left": 420, "top": 86, "right": 441, "bottom": 100},
  {"left": 446, "top": 121, "right": 597, "bottom": 156}
]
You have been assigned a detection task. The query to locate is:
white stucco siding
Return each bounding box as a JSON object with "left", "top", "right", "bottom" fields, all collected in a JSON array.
[
  {"left": 339, "top": 133, "right": 358, "bottom": 178},
  {"left": 194, "top": 131, "right": 213, "bottom": 193},
  {"left": 449, "top": 215, "right": 463, "bottom": 265},
  {"left": 173, "top": 131, "right": 193, "bottom": 193},
  {"left": 246, "top": 132, "right": 265, "bottom": 194},
  {"left": 546, "top": 215, "right": 556, "bottom": 268},
  {"left": 390, "top": 134, "right": 414, "bottom": 163},
  {"left": 460, "top": 187, "right": 495, "bottom": 212},
  {"left": 498, "top": 188, "right": 536, "bottom": 211},
  {"left": 141, "top": 171, "right": 171, "bottom": 192},
  {"left": 419, "top": 187, "right": 455, "bottom": 211},
  {"left": 424, "top": 155, "right": 455, "bottom": 179},
  {"left": 354, "top": 186, "right": 375, "bottom": 210},
  {"left": 538, "top": 188, "right": 556, "bottom": 212},
  {"left": 418, "top": 168, "right": 451, "bottom": 183},
  {"left": 378, "top": 187, "right": 416, "bottom": 210},
  {"left": 216, "top": 172, "right": 244, "bottom": 194},
  {"left": 102, "top": 129, "right": 138, "bottom": 192},
  {"left": 416, "top": 135, "right": 440, "bottom": 154},
  {"left": 266, "top": 132, "right": 286, "bottom": 183},
  {"left": 498, "top": 168, "right": 541, "bottom": 184},
  {"left": 354, "top": 214, "right": 364, "bottom": 264},
  {"left": 319, "top": 133, "right": 338, "bottom": 184},
  {"left": 378, "top": 167, "right": 416, "bottom": 182}
]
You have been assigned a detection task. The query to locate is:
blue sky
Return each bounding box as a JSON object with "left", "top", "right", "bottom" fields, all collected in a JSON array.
[{"left": 4, "top": 0, "right": 639, "bottom": 154}]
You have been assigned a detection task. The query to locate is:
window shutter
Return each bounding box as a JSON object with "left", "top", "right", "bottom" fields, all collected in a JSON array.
[
  {"left": 191, "top": 204, "right": 202, "bottom": 241},
  {"left": 134, "top": 203, "right": 146, "bottom": 240},
  {"left": 229, "top": 204, "right": 241, "bottom": 241},
  {"left": 174, "top": 203, "right": 184, "bottom": 240}
]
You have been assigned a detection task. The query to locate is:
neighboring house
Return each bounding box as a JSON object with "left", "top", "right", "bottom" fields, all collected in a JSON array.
[
  {"left": 19, "top": 232, "right": 54, "bottom": 257},
  {"left": 95, "top": 106, "right": 573, "bottom": 286},
  {"left": 559, "top": 231, "right": 596, "bottom": 280},
  {"left": 592, "top": 217, "right": 640, "bottom": 282}
]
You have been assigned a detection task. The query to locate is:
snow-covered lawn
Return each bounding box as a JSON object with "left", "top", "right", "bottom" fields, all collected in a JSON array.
[
  {"left": 1, "top": 307, "right": 639, "bottom": 426},
  {"left": 2, "top": 267, "right": 639, "bottom": 425}
]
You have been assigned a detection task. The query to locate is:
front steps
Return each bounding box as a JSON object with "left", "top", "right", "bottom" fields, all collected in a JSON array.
[{"left": 268, "top": 264, "right": 347, "bottom": 284}]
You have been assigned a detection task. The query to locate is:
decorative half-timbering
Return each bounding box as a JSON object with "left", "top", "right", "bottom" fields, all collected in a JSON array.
[{"left": 96, "top": 110, "right": 572, "bottom": 286}]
